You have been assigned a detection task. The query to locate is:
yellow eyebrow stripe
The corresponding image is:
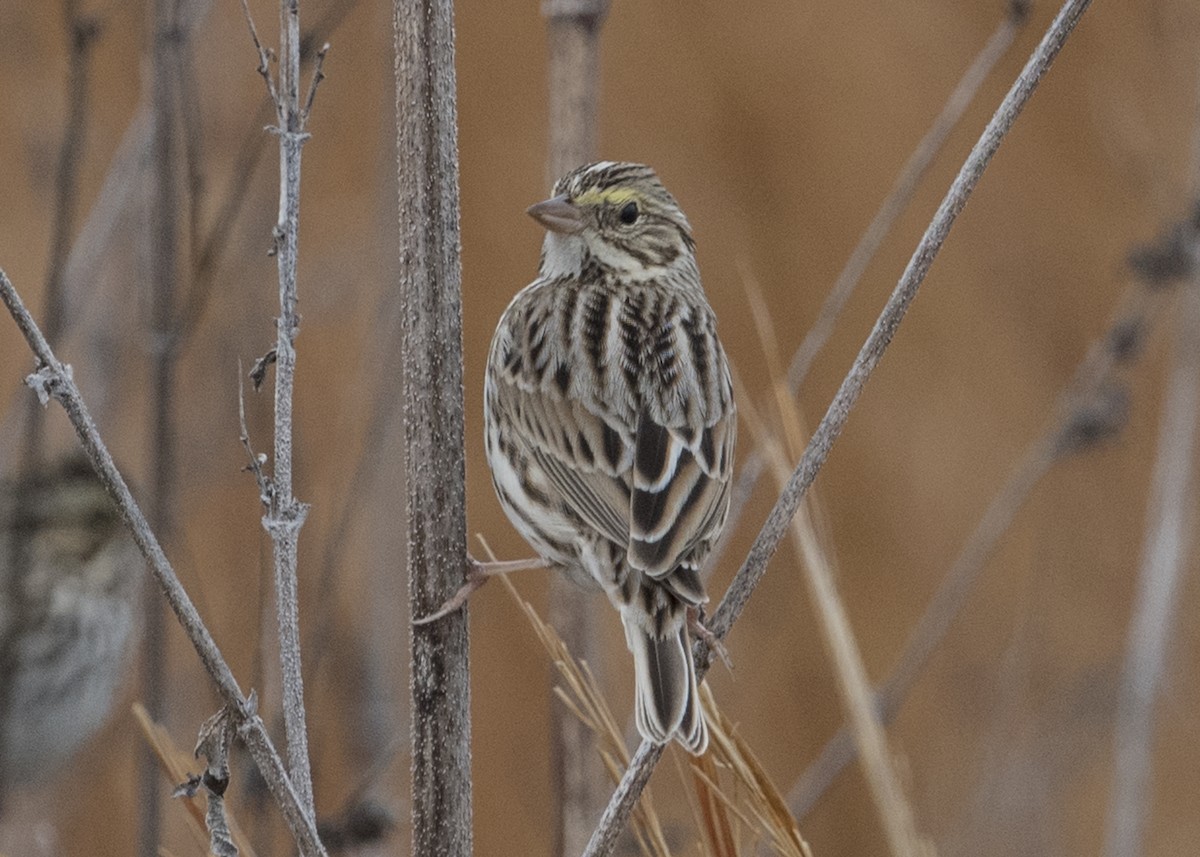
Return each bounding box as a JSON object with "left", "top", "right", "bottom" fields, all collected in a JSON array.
[{"left": 574, "top": 188, "right": 640, "bottom": 207}]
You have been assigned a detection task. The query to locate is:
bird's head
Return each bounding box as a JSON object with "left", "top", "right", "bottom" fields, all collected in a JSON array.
[{"left": 528, "top": 161, "right": 695, "bottom": 279}]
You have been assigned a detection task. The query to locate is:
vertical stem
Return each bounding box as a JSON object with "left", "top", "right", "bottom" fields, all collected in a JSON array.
[
  {"left": 1104, "top": 267, "right": 1200, "bottom": 856},
  {"left": 545, "top": 0, "right": 605, "bottom": 178},
  {"left": 142, "top": 0, "right": 182, "bottom": 850},
  {"left": 542, "top": 1, "right": 609, "bottom": 853},
  {"left": 394, "top": 1, "right": 472, "bottom": 855},
  {"left": 270, "top": 0, "right": 315, "bottom": 819}
]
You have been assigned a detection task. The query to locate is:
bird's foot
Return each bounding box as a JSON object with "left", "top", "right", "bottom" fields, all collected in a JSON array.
[
  {"left": 688, "top": 607, "right": 733, "bottom": 671},
  {"left": 412, "top": 556, "right": 548, "bottom": 625}
]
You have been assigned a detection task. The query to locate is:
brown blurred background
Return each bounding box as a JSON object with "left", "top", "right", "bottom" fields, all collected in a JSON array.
[{"left": 2, "top": 0, "right": 1200, "bottom": 854}]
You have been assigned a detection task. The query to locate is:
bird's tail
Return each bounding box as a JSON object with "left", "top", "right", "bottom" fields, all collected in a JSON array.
[{"left": 621, "top": 608, "right": 708, "bottom": 755}]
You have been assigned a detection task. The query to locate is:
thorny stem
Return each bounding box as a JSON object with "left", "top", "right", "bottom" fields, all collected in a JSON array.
[
  {"left": 581, "top": 2, "right": 1094, "bottom": 854},
  {"left": 0, "top": 269, "right": 328, "bottom": 857}
]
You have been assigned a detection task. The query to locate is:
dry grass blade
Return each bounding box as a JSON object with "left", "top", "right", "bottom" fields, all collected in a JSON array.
[
  {"left": 737, "top": 278, "right": 929, "bottom": 857},
  {"left": 693, "top": 686, "right": 814, "bottom": 857},
  {"left": 490, "top": 527, "right": 817, "bottom": 857},
  {"left": 690, "top": 752, "right": 740, "bottom": 857},
  {"left": 741, "top": 390, "right": 928, "bottom": 857},
  {"left": 494, "top": 568, "right": 672, "bottom": 857},
  {"left": 132, "top": 703, "right": 258, "bottom": 857}
]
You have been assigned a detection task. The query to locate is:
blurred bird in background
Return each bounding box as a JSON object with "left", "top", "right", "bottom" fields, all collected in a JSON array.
[{"left": 0, "top": 454, "right": 140, "bottom": 806}]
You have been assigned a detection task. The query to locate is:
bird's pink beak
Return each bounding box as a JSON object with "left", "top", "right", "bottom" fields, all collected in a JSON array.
[{"left": 527, "top": 194, "right": 584, "bottom": 234}]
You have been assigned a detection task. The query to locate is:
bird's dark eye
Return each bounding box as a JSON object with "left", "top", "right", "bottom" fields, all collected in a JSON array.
[{"left": 618, "top": 201, "right": 639, "bottom": 225}]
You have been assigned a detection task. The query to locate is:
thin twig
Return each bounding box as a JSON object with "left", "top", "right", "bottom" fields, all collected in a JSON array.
[
  {"left": 394, "top": 0, "right": 473, "bottom": 854},
  {"left": 708, "top": 1, "right": 1027, "bottom": 577},
  {"left": 301, "top": 43, "right": 330, "bottom": 128},
  {"left": 178, "top": 11, "right": 350, "bottom": 343},
  {"left": 239, "top": 0, "right": 320, "bottom": 817},
  {"left": 0, "top": 269, "right": 327, "bottom": 857},
  {"left": 134, "top": 702, "right": 259, "bottom": 857},
  {"left": 581, "top": 3, "right": 1094, "bottom": 853},
  {"left": 238, "top": 367, "right": 272, "bottom": 507},
  {"left": 1103, "top": 248, "right": 1200, "bottom": 855},
  {"left": 240, "top": 0, "right": 279, "bottom": 106}
]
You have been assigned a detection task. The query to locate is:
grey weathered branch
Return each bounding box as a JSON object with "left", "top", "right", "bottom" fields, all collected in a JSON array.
[
  {"left": 0, "top": 269, "right": 327, "bottom": 856},
  {"left": 582, "top": 2, "right": 1094, "bottom": 854},
  {"left": 238, "top": 0, "right": 323, "bottom": 818},
  {"left": 394, "top": 0, "right": 473, "bottom": 855}
]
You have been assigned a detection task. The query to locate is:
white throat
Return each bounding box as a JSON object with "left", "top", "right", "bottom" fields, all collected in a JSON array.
[
  {"left": 539, "top": 231, "right": 676, "bottom": 282},
  {"left": 540, "top": 232, "right": 585, "bottom": 278}
]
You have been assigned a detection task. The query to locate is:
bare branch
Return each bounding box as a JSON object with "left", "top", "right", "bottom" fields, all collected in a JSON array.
[
  {"left": 0, "top": 269, "right": 327, "bottom": 857},
  {"left": 582, "top": 2, "right": 1094, "bottom": 853},
  {"left": 394, "top": 0, "right": 473, "bottom": 855},
  {"left": 301, "top": 43, "right": 330, "bottom": 128},
  {"left": 239, "top": 0, "right": 280, "bottom": 109},
  {"left": 237, "top": 0, "right": 322, "bottom": 819}
]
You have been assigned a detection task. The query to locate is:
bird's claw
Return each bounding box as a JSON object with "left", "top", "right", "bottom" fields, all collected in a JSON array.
[{"left": 688, "top": 608, "right": 733, "bottom": 671}]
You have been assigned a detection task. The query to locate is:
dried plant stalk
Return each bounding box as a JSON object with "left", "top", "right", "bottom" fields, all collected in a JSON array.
[{"left": 394, "top": 0, "right": 473, "bottom": 854}]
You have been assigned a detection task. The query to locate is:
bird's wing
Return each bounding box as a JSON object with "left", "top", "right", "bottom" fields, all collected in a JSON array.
[
  {"left": 628, "top": 404, "right": 734, "bottom": 599},
  {"left": 627, "top": 309, "right": 736, "bottom": 603},
  {"left": 488, "top": 283, "right": 735, "bottom": 607},
  {"left": 498, "top": 379, "right": 635, "bottom": 550}
]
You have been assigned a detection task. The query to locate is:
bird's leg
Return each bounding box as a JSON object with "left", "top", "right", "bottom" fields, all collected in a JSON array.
[
  {"left": 412, "top": 555, "right": 549, "bottom": 625},
  {"left": 687, "top": 606, "right": 733, "bottom": 671}
]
